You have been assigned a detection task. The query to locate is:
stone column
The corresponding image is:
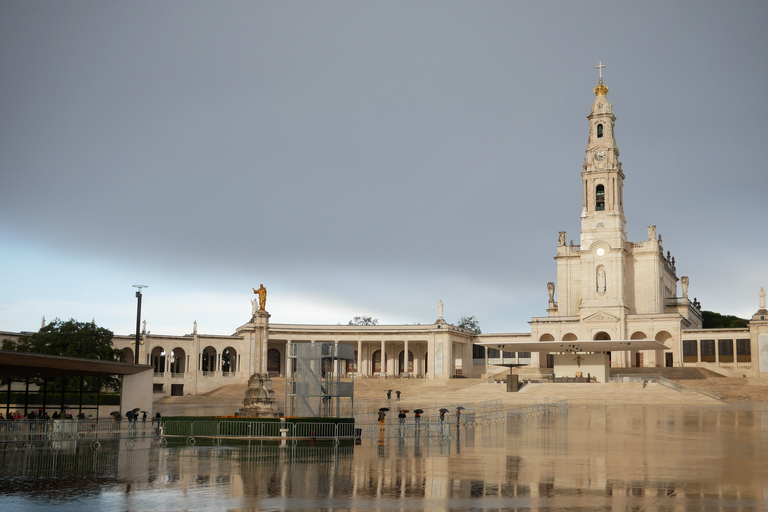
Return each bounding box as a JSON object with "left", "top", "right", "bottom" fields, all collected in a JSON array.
[
  {"left": 403, "top": 339, "right": 410, "bottom": 376},
  {"left": 253, "top": 310, "right": 271, "bottom": 374},
  {"left": 357, "top": 339, "right": 362, "bottom": 376},
  {"left": 333, "top": 341, "right": 340, "bottom": 376},
  {"left": 380, "top": 339, "right": 386, "bottom": 376}
]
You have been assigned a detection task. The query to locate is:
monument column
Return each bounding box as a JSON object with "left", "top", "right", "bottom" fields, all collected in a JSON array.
[
  {"left": 240, "top": 285, "right": 280, "bottom": 418},
  {"left": 253, "top": 310, "right": 270, "bottom": 373}
]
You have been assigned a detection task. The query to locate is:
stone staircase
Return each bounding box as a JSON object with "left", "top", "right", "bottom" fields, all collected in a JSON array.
[{"left": 156, "top": 365, "right": 768, "bottom": 409}]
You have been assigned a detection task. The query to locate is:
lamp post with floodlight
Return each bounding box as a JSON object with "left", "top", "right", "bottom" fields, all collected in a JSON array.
[{"left": 132, "top": 285, "right": 147, "bottom": 364}]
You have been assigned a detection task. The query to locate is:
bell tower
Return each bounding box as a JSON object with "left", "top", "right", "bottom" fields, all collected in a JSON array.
[{"left": 580, "top": 62, "right": 627, "bottom": 250}]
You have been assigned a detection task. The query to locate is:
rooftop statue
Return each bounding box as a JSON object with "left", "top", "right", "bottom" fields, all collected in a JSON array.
[{"left": 253, "top": 284, "right": 267, "bottom": 312}]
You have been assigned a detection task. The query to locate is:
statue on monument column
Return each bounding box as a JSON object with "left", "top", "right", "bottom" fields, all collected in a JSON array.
[
  {"left": 681, "top": 276, "right": 689, "bottom": 299},
  {"left": 547, "top": 282, "right": 555, "bottom": 303},
  {"left": 558, "top": 231, "right": 566, "bottom": 246},
  {"left": 438, "top": 299, "right": 444, "bottom": 320},
  {"left": 760, "top": 287, "right": 766, "bottom": 310},
  {"left": 647, "top": 225, "right": 656, "bottom": 241},
  {"left": 252, "top": 284, "right": 267, "bottom": 312}
]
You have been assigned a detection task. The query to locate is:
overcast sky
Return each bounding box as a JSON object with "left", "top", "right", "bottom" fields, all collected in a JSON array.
[{"left": 1, "top": 1, "right": 766, "bottom": 337}]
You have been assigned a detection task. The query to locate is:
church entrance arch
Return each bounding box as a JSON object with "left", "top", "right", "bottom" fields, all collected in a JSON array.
[
  {"left": 655, "top": 331, "right": 674, "bottom": 367},
  {"left": 539, "top": 334, "right": 555, "bottom": 367},
  {"left": 630, "top": 332, "right": 648, "bottom": 367},
  {"left": 593, "top": 332, "right": 611, "bottom": 341},
  {"left": 562, "top": 333, "right": 578, "bottom": 342}
]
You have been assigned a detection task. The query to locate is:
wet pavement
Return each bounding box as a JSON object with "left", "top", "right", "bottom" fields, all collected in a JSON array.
[{"left": 1, "top": 404, "right": 767, "bottom": 511}]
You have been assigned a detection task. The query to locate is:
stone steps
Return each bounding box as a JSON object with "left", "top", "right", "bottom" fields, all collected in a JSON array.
[{"left": 157, "top": 369, "right": 765, "bottom": 407}]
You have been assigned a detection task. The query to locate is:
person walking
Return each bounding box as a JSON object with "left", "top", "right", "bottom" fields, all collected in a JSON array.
[{"left": 456, "top": 408, "right": 462, "bottom": 426}]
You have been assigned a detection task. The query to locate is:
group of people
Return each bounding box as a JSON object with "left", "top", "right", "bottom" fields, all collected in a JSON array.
[
  {"left": 0, "top": 409, "right": 87, "bottom": 421},
  {"left": 379, "top": 407, "right": 462, "bottom": 427},
  {"left": 386, "top": 390, "right": 402, "bottom": 401}
]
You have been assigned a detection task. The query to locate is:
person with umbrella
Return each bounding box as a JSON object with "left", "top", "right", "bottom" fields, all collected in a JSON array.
[
  {"left": 413, "top": 409, "right": 423, "bottom": 430},
  {"left": 439, "top": 408, "right": 448, "bottom": 423},
  {"left": 378, "top": 408, "right": 388, "bottom": 423},
  {"left": 386, "top": 390, "right": 392, "bottom": 400},
  {"left": 398, "top": 409, "right": 407, "bottom": 435},
  {"left": 456, "top": 406, "right": 465, "bottom": 426},
  {"left": 396, "top": 390, "right": 401, "bottom": 401}
]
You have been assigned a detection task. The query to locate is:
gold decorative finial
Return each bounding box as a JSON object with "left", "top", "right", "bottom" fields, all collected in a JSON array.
[
  {"left": 594, "top": 82, "right": 609, "bottom": 96},
  {"left": 594, "top": 61, "right": 609, "bottom": 96}
]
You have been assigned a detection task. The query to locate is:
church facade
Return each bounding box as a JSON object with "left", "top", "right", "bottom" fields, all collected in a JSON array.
[{"left": 6, "top": 72, "right": 766, "bottom": 397}]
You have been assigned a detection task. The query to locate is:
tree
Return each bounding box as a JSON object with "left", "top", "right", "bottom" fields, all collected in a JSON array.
[
  {"left": 457, "top": 315, "right": 481, "bottom": 334},
  {"left": 348, "top": 316, "right": 378, "bottom": 326},
  {"left": 1, "top": 318, "right": 123, "bottom": 391},
  {"left": 701, "top": 311, "right": 749, "bottom": 329}
]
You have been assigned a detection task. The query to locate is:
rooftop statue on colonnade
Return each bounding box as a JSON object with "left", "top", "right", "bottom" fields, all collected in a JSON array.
[{"left": 252, "top": 284, "right": 267, "bottom": 313}]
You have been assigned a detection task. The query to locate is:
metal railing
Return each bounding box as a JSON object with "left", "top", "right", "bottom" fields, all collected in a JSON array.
[
  {"left": 0, "top": 419, "right": 161, "bottom": 451},
  {"left": 160, "top": 420, "right": 357, "bottom": 446}
]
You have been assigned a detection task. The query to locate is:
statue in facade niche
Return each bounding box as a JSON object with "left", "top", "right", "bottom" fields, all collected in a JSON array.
[
  {"left": 252, "top": 284, "right": 267, "bottom": 311},
  {"left": 597, "top": 268, "right": 606, "bottom": 293}
]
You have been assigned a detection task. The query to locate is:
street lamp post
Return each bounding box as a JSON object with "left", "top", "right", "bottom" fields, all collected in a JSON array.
[{"left": 132, "top": 285, "right": 147, "bottom": 364}]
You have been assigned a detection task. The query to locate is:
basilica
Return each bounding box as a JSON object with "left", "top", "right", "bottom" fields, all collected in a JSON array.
[{"left": 87, "top": 74, "right": 768, "bottom": 395}]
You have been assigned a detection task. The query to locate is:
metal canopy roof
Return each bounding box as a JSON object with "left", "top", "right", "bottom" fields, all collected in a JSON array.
[
  {"left": 0, "top": 351, "right": 153, "bottom": 379},
  {"left": 476, "top": 339, "right": 668, "bottom": 353}
]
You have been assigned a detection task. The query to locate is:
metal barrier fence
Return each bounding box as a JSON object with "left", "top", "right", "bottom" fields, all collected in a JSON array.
[
  {"left": 160, "top": 420, "right": 357, "bottom": 447},
  {"left": 0, "top": 419, "right": 161, "bottom": 451},
  {"left": 355, "top": 402, "right": 568, "bottom": 445}
]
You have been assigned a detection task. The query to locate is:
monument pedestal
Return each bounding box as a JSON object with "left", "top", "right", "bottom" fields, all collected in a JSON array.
[{"left": 239, "top": 372, "right": 281, "bottom": 418}]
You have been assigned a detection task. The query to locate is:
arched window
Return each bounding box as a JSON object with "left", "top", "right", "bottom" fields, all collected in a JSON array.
[
  {"left": 595, "top": 184, "right": 605, "bottom": 211},
  {"left": 267, "top": 348, "right": 281, "bottom": 374},
  {"left": 372, "top": 350, "right": 387, "bottom": 373},
  {"left": 597, "top": 123, "right": 604, "bottom": 138},
  {"left": 222, "top": 347, "right": 237, "bottom": 373}
]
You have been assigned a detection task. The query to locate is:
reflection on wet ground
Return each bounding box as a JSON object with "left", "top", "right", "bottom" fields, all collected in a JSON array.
[{"left": 1, "top": 405, "right": 768, "bottom": 511}]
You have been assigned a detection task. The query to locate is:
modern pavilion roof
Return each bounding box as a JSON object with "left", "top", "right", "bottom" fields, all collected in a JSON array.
[
  {"left": 475, "top": 339, "right": 669, "bottom": 353},
  {"left": 0, "top": 351, "right": 152, "bottom": 379}
]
